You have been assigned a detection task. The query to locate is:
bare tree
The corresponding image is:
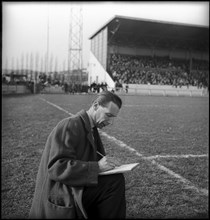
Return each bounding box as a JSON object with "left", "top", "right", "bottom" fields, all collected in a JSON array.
[
  {"left": 21, "top": 53, "right": 24, "bottom": 75},
  {"left": 35, "top": 52, "right": 40, "bottom": 81},
  {"left": 26, "top": 53, "right": 29, "bottom": 78},
  {"left": 4, "top": 57, "right": 8, "bottom": 74},
  {"left": 63, "top": 59, "right": 66, "bottom": 72},
  {"left": 40, "top": 56, "right": 44, "bottom": 74},
  {"left": 49, "top": 53, "right": 54, "bottom": 73},
  {"left": 16, "top": 57, "right": 19, "bottom": 75},
  {"left": 53, "top": 56, "right": 58, "bottom": 82},
  {"left": 54, "top": 56, "right": 58, "bottom": 73},
  {"left": 45, "top": 52, "right": 49, "bottom": 76},
  {"left": 30, "top": 52, "right": 34, "bottom": 80},
  {"left": 11, "top": 57, "right": 15, "bottom": 72}
]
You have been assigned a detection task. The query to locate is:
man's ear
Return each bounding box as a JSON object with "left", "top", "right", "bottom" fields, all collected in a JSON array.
[{"left": 93, "top": 101, "right": 99, "bottom": 111}]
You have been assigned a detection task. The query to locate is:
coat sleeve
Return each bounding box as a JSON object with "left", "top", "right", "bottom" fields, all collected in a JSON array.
[{"left": 47, "top": 118, "right": 99, "bottom": 187}]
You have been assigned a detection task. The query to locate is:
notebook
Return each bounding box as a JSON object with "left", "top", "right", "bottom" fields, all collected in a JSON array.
[{"left": 99, "top": 163, "right": 139, "bottom": 175}]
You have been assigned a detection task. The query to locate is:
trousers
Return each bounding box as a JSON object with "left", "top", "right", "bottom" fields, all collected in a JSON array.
[{"left": 82, "top": 173, "right": 126, "bottom": 219}]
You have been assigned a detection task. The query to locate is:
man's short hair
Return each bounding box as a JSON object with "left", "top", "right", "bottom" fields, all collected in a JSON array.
[{"left": 93, "top": 91, "right": 122, "bottom": 109}]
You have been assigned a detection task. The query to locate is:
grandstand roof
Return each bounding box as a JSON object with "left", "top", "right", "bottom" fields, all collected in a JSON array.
[{"left": 89, "top": 15, "right": 209, "bottom": 52}]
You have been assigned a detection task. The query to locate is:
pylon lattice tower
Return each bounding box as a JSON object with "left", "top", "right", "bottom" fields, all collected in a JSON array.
[{"left": 68, "top": 4, "right": 83, "bottom": 83}]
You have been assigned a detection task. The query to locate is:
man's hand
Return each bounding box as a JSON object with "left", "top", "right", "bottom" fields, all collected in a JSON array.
[{"left": 98, "top": 156, "right": 121, "bottom": 172}]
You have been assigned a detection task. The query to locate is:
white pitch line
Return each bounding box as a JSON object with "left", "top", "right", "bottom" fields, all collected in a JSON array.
[
  {"left": 100, "top": 132, "right": 208, "bottom": 196},
  {"left": 100, "top": 131, "right": 143, "bottom": 157},
  {"left": 40, "top": 97, "right": 208, "bottom": 196},
  {"left": 145, "top": 154, "right": 208, "bottom": 159},
  {"left": 40, "top": 98, "right": 74, "bottom": 116},
  {"left": 124, "top": 104, "right": 179, "bottom": 108},
  {"left": 150, "top": 160, "right": 208, "bottom": 196}
]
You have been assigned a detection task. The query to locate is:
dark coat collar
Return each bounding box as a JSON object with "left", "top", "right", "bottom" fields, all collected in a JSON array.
[
  {"left": 76, "top": 109, "right": 92, "bottom": 133},
  {"left": 77, "top": 109, "right": 106, "bottom": 160},
  {"left": 76, "top": 110, "right": 96, "bottom": 150}
]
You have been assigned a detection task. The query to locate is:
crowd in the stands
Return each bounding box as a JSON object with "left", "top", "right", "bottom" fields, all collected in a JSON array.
[{"left": 108, "top": 54, "right": 209, "bottom": 89}]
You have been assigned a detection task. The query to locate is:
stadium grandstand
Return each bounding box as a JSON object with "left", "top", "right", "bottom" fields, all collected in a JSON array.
[{"left": 88, "top": 15, "right": 209, "bottom": 96}]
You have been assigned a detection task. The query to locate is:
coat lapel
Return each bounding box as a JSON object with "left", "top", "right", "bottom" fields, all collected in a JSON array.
[{"left": 77, "top": 110, "right": 106, "bottom": 158}]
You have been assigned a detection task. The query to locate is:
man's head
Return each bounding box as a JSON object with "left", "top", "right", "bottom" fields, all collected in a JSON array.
[{"left": 89, "top": 91, "right": 122, "bottom": 129}]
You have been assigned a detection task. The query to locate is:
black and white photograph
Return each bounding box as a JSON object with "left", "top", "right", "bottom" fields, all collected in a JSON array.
[{"left": 2, "top": 1, "right": 209, "bottom": 219}]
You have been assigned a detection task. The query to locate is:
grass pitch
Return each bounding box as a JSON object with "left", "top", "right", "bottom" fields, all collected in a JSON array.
[{"left": 2, "top": 93, "right": 209, "bottom": 219}]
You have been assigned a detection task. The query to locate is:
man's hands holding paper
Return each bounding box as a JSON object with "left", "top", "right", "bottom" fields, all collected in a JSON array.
[{"left": 98, "top": 156, "right": 121, "bottom": 172}]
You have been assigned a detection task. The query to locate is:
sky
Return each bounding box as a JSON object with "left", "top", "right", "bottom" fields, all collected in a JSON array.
[{"left": 2, "top": 1, "right": 209, "bottom": 71}]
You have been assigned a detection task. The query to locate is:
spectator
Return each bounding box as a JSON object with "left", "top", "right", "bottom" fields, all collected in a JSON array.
[
  {"left": 125, "top": 84, "right": 129, "bottom": 93},
  {"left": 64, "top": 82, "right": 68, "bottom": 93},
  {"left": 108, "top": 53, "right": 208, "bottom": 89}
]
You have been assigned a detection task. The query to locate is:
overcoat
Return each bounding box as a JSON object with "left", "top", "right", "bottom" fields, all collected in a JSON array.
[{"left": 29, "top": 110, "right": 105, "bottom": 219}]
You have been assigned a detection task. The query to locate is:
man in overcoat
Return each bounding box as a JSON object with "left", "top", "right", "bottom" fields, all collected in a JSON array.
[{"left": 29, "top": 91, "right": 126, "bottom": 219}]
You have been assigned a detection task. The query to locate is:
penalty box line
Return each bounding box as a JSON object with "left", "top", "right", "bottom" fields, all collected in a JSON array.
[{"left": 40, "top": 97, "right": 208, "bottom": 197}]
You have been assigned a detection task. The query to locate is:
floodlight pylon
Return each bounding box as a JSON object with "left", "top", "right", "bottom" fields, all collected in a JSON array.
[{"left": 68, "top": 4, "right": 83, "bottom": 83}]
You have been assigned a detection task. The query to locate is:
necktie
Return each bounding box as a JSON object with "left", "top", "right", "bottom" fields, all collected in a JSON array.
[
  {"left": 92, "top": 126, "right": 98, "bottom": 146},
  {"left": 92, "top": 127, "right": 103, "bottom": 160}
]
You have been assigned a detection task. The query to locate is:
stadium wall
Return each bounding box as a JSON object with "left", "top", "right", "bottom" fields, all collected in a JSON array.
[
  {"left": 90, "top": 27, "right": 108, "bottom": 70},
  {"left": 88, "top": 52, "right": 115, "bottom": 89},
  {"left": 121, "top": 84, "right": 208, "bottom": 97},
  {"left": 2, "top": 84, "right": 31, "bottom": 95}
]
